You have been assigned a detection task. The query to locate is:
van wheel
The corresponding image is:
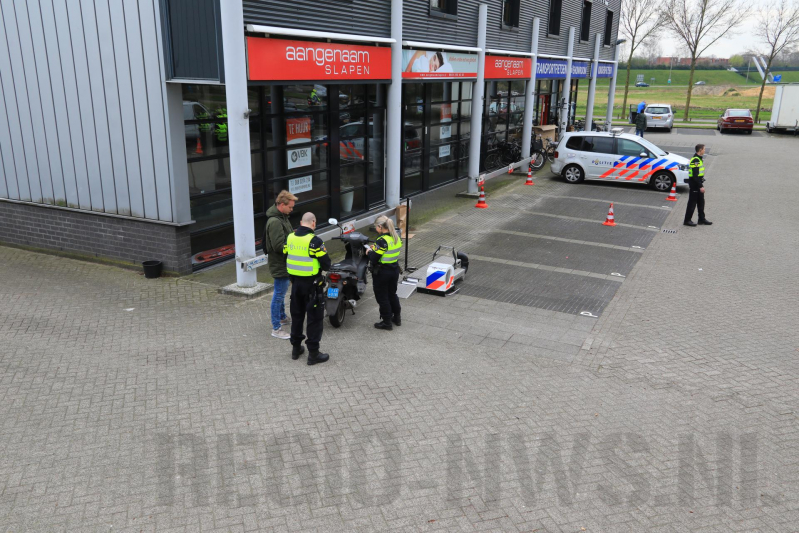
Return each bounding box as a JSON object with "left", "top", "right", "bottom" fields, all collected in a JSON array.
[
  {"left": 650, "top": 171, "right": 673, "bottom": 192},
  {"left": 563, "top": 165, "right": 584, "bottom": 184}
]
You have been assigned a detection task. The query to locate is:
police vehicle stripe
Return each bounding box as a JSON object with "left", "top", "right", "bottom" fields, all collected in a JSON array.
[
  {"left": 665, "top": 162, "right": 678, "bottom": 170},
  {"left": 600, "top": 157, "right": 627, "bottom": 178},
  {"left": 637, "top": 158, "right": 653, "bottom": 169},
  {"left": 625, "top": 157, "right": 641, "bottom": 168},
  {"left": 641, "top": 159, "right": 670, "bottom": 180}
]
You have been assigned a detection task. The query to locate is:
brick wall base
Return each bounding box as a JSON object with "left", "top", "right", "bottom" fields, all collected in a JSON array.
[{"left": 0, "top": 201, "right": 192, "bottom": 275}]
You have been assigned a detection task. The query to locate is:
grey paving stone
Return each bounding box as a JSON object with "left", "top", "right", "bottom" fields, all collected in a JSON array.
[{"left": 2, "top": 131, "right": 799, "bottom": 532}]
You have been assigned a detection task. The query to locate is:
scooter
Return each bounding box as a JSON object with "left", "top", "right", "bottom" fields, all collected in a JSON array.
[{"left": 324, "top": 218, "right": 372, "bottom": 327}]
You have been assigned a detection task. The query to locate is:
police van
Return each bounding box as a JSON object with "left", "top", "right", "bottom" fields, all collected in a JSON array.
[{"left": 550, "top": 129, "right": 690, "bottom": 192}]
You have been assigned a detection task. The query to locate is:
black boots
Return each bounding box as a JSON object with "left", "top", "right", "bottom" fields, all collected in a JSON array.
[
  {"left": 307, "top": 350, "right": 329, "bottom": 366},
  {"left": 375, "top": 315, "right": 400, "bottom": 330},
  {"left": 698, "top": 219, "right": 713, "bottom": 225},
  {"left": 291, "top": 345, "right": 305, "bottom": 360}
]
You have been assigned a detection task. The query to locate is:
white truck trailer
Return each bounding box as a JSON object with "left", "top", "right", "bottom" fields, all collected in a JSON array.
[{"left": 766, "top": 84, "right": 799, "bottom": 135}]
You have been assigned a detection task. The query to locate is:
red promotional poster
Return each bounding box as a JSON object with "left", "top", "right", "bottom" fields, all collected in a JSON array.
[
  {"left": 484, "top": 56, "right": 532, "bottom": 79},
  {"left": 247, "top": 37, "right": 392, "bottom": 81},
  {"left": 286, "top": 117, "right": 311, "bottom": 145},
  {"left": 440, "top": 104, "right": 452, "bottom": 122}
]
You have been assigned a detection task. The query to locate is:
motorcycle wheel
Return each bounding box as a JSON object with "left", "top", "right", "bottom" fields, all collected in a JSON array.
[{"left": 328, "top": 301, "right": 346, "bottom": 327}]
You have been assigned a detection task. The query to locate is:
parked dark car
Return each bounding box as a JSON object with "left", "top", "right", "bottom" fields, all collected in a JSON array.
[
  {"left": 718, "top": 109, "right": 754, "bottom": 134},
  {"left": 635, "top": 82, "right": 650, "bottom": 87}
]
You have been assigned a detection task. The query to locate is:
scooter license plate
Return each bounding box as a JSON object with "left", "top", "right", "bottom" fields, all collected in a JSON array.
[{"left": 327, "top": 288, "right": 339, "bottom": 298}]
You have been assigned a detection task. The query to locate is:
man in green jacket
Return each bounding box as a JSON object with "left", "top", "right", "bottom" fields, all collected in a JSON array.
[
  {"left": 635, "top": 109, "right": 648, "bottom": 137},
  {"left": 264, "top": 190, "right": 297, "bottom": 339}
]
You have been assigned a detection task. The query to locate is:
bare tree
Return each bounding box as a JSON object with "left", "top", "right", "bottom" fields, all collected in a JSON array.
[
  {"left": 664, "top": 0, "right": 751, "bottom": 120},
  {"left": 641, "top": 40, "right": 663, "bottom": 66},
  {"left": 618, "top": 0, "right": 666, "bottom": 119},
  {"left": 754, "top": 0, "right": 799, "bottom": 122}
]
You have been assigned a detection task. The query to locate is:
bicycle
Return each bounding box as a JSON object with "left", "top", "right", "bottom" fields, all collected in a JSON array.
[
  {"left": 543, "top": 137, "right": 556, "bottom": 164},
  {"left": 484, "top": 140, "right": 521, "bottom": 171},
  {"left": 529, "top": 135, "right": 547, "bottom": 170}
]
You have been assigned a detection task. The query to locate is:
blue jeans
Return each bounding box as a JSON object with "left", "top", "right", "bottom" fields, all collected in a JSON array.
[
  {"left": 636, "top": 128, "right": 645, "bottom": 137},
  {"left": 271, "top": 277, "right": 290, "bottom": 330}
]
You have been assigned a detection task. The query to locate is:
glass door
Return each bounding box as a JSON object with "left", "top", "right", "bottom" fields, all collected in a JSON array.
[{"left": 401, "top": 82, "right": 470, "bottom": 196}]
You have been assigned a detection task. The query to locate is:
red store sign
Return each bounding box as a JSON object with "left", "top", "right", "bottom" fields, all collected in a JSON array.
[
  {"left": 247, "top": 37, "right": 392, "bottom": 81},
  {"left": 484, "top": 56, "right": 532, "bottom": 79}
]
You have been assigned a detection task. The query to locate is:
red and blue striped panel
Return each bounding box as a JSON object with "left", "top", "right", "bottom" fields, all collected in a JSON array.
[{"left": 426, "top": 270, "right": 447, "bottom": 290}]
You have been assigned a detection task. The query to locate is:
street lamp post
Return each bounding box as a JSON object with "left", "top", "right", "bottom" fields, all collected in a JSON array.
[{"left": 605, "top": 38, "right": 626, "bottom": 130}]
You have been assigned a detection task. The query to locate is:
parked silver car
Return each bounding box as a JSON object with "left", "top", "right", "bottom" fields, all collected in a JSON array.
[{"left": 643, "top": 103, "right": 674, "bottom": 132}]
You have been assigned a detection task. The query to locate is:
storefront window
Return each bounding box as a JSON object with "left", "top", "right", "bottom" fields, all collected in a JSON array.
[
  {"left": 401, "top": 82, "right": 471, "bottom": 196},
  {"left": 482, "top": 79, "right": 527, "bottom": 170},
  {"left": 185, "top": 82, "right": 386, "bottom": 268},
  {"left": 283, "top": 84, "right": 328, "bottom": 111}
]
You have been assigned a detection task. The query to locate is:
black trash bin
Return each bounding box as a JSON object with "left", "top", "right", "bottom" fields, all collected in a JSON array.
[{"left": 142, "top": 260, "right": 163, "bottom": 279}]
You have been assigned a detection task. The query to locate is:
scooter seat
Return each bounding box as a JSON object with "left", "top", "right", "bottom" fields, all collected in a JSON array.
[{"left": 332, "top": 263, "right": 357, "bottom": 272}]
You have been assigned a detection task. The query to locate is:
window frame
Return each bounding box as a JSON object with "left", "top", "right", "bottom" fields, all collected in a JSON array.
[
  {"left": 429, "top": 0, "right": 458, "bottom": 20},
  {"left": 502, "top": 0, "right": 521, "bottom": 29},
  {"left": 603, "top": 9, "right": 614, "bottom": 47},
  {"left": 582, "top": 135, "right": 615, "bottom": 154},
  {"left": 547, "top": 0, "right": 562, "bottom": 36},
  {"left": 580, "top": 0, "right": 593, "bottom": 43}
]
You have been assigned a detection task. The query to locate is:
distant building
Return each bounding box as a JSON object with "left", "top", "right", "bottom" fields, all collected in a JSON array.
[{"left": 655, "top": 56, "right": 730, "bottom": 66}]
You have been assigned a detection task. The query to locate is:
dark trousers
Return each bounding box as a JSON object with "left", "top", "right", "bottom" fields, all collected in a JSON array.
[
  {"left": 373, "top": 265, "right": 401, "bottom": 320},
  {"left": 289, "top": 276, "right": 324, "bottom": 351},
  {"left": 684, "top": 190, "right": 706, "bottom": 223}
]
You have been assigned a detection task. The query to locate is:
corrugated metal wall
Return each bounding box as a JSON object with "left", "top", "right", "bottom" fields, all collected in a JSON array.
[
  {"left": 0, "top": 0, "right": 175, "bottom": 222},
  {"left": 484, "top": 0, "right": 620, "bottom": 61},
  {"left": 243, "top": 0, "right": 392, "bottom": 38},
  {"left": 403, "top": 0, "right": 480, "bottom": 47},
  {"left": 163, "top": 0, "right": 223, "bottom": 81},
  {"left": 241, "top": 0, "right": 619, "bottom": 62}
]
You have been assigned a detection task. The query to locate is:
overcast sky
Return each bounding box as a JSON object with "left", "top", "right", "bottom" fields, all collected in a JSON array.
[
  {"left": 659, "top": 31, "right": 761, "bottom": 58},
  {"left": 625, "top": 0, "right": 774, "bottom": 59}
]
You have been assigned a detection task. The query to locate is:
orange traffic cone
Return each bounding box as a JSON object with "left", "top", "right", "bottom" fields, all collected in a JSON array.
[
  {"left": 475, "top": 181, "right": 488, "bottom": 209},
  {"left": 195, "top": 138, "right": 203, "bottom": 155},
  {"left": 665, "top": 183, "right": 677, "bottom": 201},
  {"left": 525, "top": 163, "right": 534, "bottom": 186},
  {"left": 508, "top": 164, "right": 514, "bottom": 174},
  {"left": 602, "top": 203, "right": 616, "bottom": 226}
]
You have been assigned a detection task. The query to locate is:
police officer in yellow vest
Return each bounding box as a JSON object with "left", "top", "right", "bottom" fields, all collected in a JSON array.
[
  {"left": 283, "top": 212, "right": 332, "bottom": 365},
  {"left": 366, "top": 215, "right": 403, "bottom": 330},
  {"left": 684, "top": 143, "right": 713, "bottom": 227}
]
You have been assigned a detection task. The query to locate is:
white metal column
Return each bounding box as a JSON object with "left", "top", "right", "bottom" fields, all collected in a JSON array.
[
  {"left": 605, "top": 44, "right": 622, "bottom": 129},
  {"left": 521, "top": 18, "right": 540, "bottom": 159},
  {"left": 467, "top": 3, "right": 488, "bottom": 193},
  {"left": 220, "top": 0, "right": 256, "bottom": 287},
  {"left": 584, "top": 34, "right": 601, "bottom": 130},
  {"left": 559, "top": 27, "right": 575, "bottom": 138},
  {"left": 386, "top": 0, "right": 402, "bottom": 207}
]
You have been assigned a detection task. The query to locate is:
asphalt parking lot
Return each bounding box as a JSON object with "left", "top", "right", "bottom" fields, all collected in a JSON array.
[{"left": 403, "top": 130, "right": 716, "bottom": 318}]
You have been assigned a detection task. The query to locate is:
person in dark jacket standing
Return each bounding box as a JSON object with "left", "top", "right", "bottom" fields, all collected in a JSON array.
[
  {"left": 635, "top": 110, "right": 647, "bottom": 137},
  {"left": 263, "top": 191, "right": 297, "bottom": 339},
  {"left": 366, "top": 216, "right": 403, "bottom": 330},
  {"left": 284, "top": 212, "right": 332, "bottom": 365},
  {"left": 684, "top": 144, "right": 713, "bottom": 227}
]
